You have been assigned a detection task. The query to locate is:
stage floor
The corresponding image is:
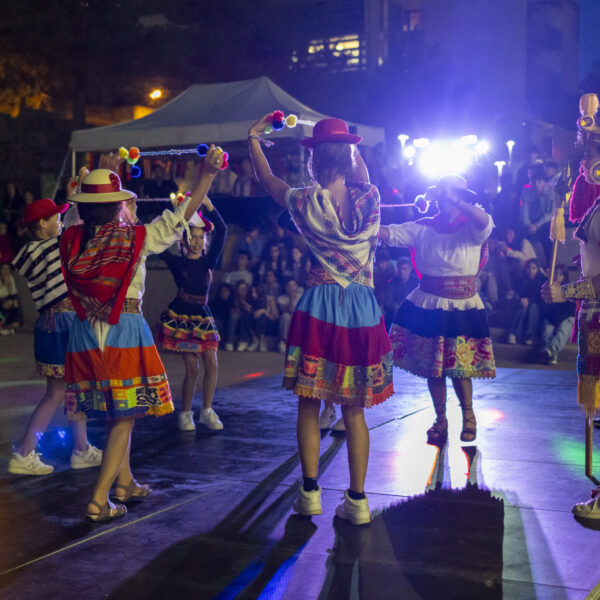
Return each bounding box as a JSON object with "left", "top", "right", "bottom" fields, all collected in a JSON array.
[{"left": 0, "top": 334, "right": 598, "bottom": 599}]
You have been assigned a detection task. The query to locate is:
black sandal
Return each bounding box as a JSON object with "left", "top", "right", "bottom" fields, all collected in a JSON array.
[{"left": 86, "top": 499, "right": 127, "bottom": 522}]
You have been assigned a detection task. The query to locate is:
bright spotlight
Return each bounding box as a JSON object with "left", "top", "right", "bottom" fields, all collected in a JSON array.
[
  {"left": 413, "top": 137, "right": 430, "bottom": 149},
  {"left": 418, "top": 141, "right": 473, "bottom": 180},
  {"left": 475, "top": 140, "right": 490, "bottom": 155},
  {"left": 149, "top": 89, "right": 163, "bottom": 100},
  {"left": 460, "top": 134, "right": 478, "bottom": 146},
  {"left": 397, "top": 134, "right": 410, "bottom": 146},
  {"left": 403, "top": 145, "right": 416, "bottom": 159}
]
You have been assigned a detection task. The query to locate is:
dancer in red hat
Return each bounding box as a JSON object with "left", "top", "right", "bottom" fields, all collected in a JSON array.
[
  {"left": 248, "top": 115, "right": 393, "bottom": 525},
  {"left": 9, "top": 198, "right": 103, "bottom": 475},
  {"left": 156, "top": 199, "right": 228, "bottom": 432},
  {"left": 61, "top": 147, "right": 222, "bottom": 521}
]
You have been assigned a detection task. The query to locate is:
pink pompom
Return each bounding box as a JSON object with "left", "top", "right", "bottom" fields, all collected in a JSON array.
[{"left": 272, "top": 110, "right": 284, "bottom": 121}]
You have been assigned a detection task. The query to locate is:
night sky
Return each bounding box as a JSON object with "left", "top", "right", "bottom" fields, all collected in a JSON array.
[{"left": 579, "top": 0, "right": 600, "bottom": 77}]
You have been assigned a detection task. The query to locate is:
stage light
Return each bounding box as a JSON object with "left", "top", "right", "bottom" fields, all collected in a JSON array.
[
  {"left": 460, "top": 134, "right": 478, "bottom": 146},
  {"left": 475, "top": 140, "right": 490, "bottom": 155},
  {"left": 397, "top": 134, "right": 410, "bottom": 146},
  {"left": 418, "top": 141, "right": 473, "bottom": 179},
  {"left": 403, "top": 145, "right": 416, "bottom": 159},
  {"left": 506, "top": 139, "right": 516, "bottom": 165},
  {"left": 149, "top": 89, "right": 163, "bottom": 100},
  {"left": 413, "top": 137, "right": 430, "bottom": 149}
]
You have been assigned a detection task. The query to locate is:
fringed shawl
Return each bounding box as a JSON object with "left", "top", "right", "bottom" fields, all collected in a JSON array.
[{"left": 285, "top": 183, "right": 380, "bottom": 288}]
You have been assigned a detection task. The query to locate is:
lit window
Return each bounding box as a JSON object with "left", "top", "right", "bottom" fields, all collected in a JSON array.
[{"left": 290, "top": 34, "right": 365, "bottom": 71}]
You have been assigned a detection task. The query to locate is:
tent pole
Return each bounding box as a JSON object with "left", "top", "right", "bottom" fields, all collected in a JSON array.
[{"left": 71, "top": 151, "right": 76, "bottom": 177}]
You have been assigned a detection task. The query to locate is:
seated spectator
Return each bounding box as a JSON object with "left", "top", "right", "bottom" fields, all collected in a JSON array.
[
  {"left": 252, "top": 283, "right": 279, "bottom": 352},
  {"left": 232, "top": 158, "right": 261, "bottom": 197},
  {"left": 210, "top": 283, "right": 233, "bottom": 349},
  {"left": 373, "top": 248, "right": 397, "bottom": 299},
  {"left": 519, "top": 165, "right": 557, "bottom": 267},
  {"left": 223, "top": 251, "right": 254, "bottom": 287},
  {"left": 0, "top": 263, "right": 22, "bottom": 334},
  {"left": 227, "top": 280, "right": 256, "bottom": 352},
  {"left": 263, "top": 268, "right": 281, "bottom": 297},
  {"left": 380, "top": 257, "right": 418, "bottom": 329},
  {"left": 506, "top": 258, "right": 545, "bottom": 345},
  {"left": 258, "top": 242, "right": 286, "bottom": 285},
  {"left": 277, "top": 278, "right": 304, "bottom": 353},
  {"left": 234, "top": 225, "right": 264, "bottom": 272},
  {"left": 265, "top": 223, "right": 293, "bottom": 263},
  {"left": 287, "top": 246, "right": 306, "bottom": 284},
  {"left": 0, "top": 221, "right": 14, "bottom": 264},
  {"left": 539, "top": 264, "right": 575, "bottom": 365},
  {"left": 491, "top": 172, "right": 520, "bottom": 233}
]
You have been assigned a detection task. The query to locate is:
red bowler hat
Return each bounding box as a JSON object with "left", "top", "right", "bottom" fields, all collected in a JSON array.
[
  {"left": 301, "top": 118, "right": 362, "bottom": 148},
  {"left": 23, "top": 198, "right": 68, "bottom": 225}
]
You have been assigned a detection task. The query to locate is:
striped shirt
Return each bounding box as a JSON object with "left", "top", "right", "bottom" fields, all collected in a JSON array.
[{"left": 12, "top": 237, "right": 69, "bottom": 311}]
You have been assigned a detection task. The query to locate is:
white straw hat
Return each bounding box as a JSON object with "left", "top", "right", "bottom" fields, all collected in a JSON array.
[{"left": 71, "top": 169, "right": 137, "bottom": 203}]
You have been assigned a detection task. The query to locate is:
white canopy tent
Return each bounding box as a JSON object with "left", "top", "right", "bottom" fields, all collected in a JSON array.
[{"left": 70, "top": 77, "right": 385, "bottom": 159}]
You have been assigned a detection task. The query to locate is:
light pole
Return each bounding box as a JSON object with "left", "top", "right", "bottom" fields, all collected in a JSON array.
[{"left": 506, "top": 140, "right": 515, "bottom": 167}]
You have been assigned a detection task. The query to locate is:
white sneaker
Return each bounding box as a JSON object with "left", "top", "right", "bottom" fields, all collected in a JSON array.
[
  {"left": 278, "top": 340, "right": 287, "bottom": 354},
  {"left": 178, "top": 410, "right": 196, "bottom": 432},
  {"left": 332, "top": 417, "right": 346, "bottom": 432},
  {"left": 8, "top": 450, "right": 54, "bottom": 475},
  {"left": 293, "top": 485, "right": 322, "bottom": 515},
  {"left": 237, "top": 341, "right": 249, "bottom": 352},
  {"left": 319, "top": 405, "right": 336, "bottom": 430},
  {"left": 70, "top": 444, "right": 103, "bottom": 469},
  {"left": 335, "top": 490, "right": 370, "bottom": 525},
  {"left": 507, "top": 334, "right": 517, "bottom": 345},
  {"left": 573, "top": 497, "right": 600, "bottom": 519},
  {"left": 225, "top": 343, "right": 234, "bottom": 351},
  {"left": 199, "top": 407, "right": 224, "bottom": 430},
  {"left": 247, "top": 340, "right": 259, "bottom": 352},
  {"left": 259, "top": 339, "right": 268, "bottom": 352}
]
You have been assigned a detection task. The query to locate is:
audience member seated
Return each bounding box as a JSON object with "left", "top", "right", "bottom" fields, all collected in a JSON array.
[
  {"left": 0, "top": 263, "right": 22, "bottom": 334},
  {"left": 263, "top": 269, "right": 281, "bottom": 297},
  {"left": 253, "top": 283, "right": 279, "bottom": 352},
  {"left": 373, "top": 248, "right": 397, "bottom": 300},
  {"left": 232, "top": 158, "right": 262, "bottom": 197},
  {"left": 519, "top": 165, "right": 557, "bottom": 267},
  {"left": 265, "top": 223, "right": 294, "bottom": 263},
  {"left": 539, "top": 264, "right": 575, "bottom": 365},
  {"left": 258, "top": 242, "right": 286, "bottom": 285},
  {"left": 0, "top": 221, "right": 14, "bottom": 264},
  {"left": 233, "top": 225, "right": 265, "bottom": 272},
  {"left": 227, "top": 280, "right": 256, "bottom": 352},
  {"left": 223, "top": 251, "right": 254, "bottom": 287},
  {"left": 287, "top": 247, "right": 306, "bottom": 286},
  {"left": 380, "top": 256, "right": 418, "bottom": 329},
  {"left": 277, "top": 278, "right": 304, "bottom": 353},
  {"left": 506, "top": 258, "right": 545, "bottom": 345},
  {"left": 210, "top": 283, "right": 233, "bottom": 349}
]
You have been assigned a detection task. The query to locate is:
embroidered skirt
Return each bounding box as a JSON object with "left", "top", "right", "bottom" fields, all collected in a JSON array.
[
  {"left": 390, "top": 288, "right": 495, "bottom": 379},
  {"left": 283, "top": 283, "right": 394, "bottom": 407},
  {"left": 577, "top": 299, "right": 600, "bottom": 415},
  {"left": 34, "top": 299, "right": 76, "bottom": 378},
  {"left": 65, "top": 313, "right": 174, "bottom": 420},
  {"left": 156, "top": 298, "right": 219, "bottom": 353}
]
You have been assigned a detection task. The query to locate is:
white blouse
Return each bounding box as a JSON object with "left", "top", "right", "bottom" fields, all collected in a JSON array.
[{"left": 386, "top": 214, "right": 494, "bottom": 311}]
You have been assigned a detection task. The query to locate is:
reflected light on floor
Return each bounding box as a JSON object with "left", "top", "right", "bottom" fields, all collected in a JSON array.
[
  {"left": 479, "top": 408, "right": 504, "bottom": 425},
  {"left": 244, "top": 372, "right": 264, "bottom": 379},
  {"left": 553, "top": 434, "right": 600, "bottom": 475}
]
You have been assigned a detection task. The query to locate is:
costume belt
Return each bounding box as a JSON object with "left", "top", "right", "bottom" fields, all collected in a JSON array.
[
  {"left": 121, "top": 298, "right": 142, "bottom": 313},
  {"left": 47, "top": 297, "right": 74, "bottom": 312},
  {"left": 306, "top": 266, "right": 372, "bottom": 288},
  {"left": 419, "top": 275, "right": 477, "bottom": 299},
  {"left": 177, "top": 289, "right": 208, "bottom": 305}
]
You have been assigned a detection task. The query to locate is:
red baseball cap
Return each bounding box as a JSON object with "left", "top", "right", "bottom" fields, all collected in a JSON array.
[
  {"left": 23, "top": 198, "right": 68, "bottom": 225},
  {"left": 301, "top": 118, "right": 362, "bottom": 148}
]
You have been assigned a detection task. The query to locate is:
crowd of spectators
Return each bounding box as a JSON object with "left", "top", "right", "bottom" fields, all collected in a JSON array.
[{"left": 0, "top": 148, "right": 583, "bottom": 361}]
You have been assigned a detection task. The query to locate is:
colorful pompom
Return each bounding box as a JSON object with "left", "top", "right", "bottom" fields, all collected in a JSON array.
[
  {"left": 118, "top": 147, "right": 128, "bottom": 159},
  {"left": 220, "top": 151, "right": 229, "bottom": 170},
  {"left": 272, "top": 110, "right": 285, "bottom": 122},
  {"left": 126, "top": 156, "right": 139, "bottom": 165},
  {"left": 196, "top": 143, "right": 209, "bottom": 157},
  {"left": 285, "top": 114, "right": 297, "bottom": 128},
  {"left": 131, "top": 165, "right": 142, "bottom": 178},
  {"left": 264, "top": 125, "right": 273, "bottom": 134},
  {"left": 272, "top": 119, "right": 285, "bottom": 131},
  {"left": 128, "top": 147, "right": 140, "bottom": 160}
]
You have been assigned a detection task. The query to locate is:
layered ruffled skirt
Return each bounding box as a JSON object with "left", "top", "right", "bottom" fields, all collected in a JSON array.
[
  {"left": 156, "top": 298, "right": 219, "bottom": 353},
  {"left": 283, "top": 283, "right": 394, "bottom": 407},
  {"left": 34, "top": 299, "right": 75, "bottom": 378},
  {"left": 65, "top": 313, "right": 174, "bottom": 420},
  {"left": 390, "top": 288, "right": 495, "bottom": 379}
]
